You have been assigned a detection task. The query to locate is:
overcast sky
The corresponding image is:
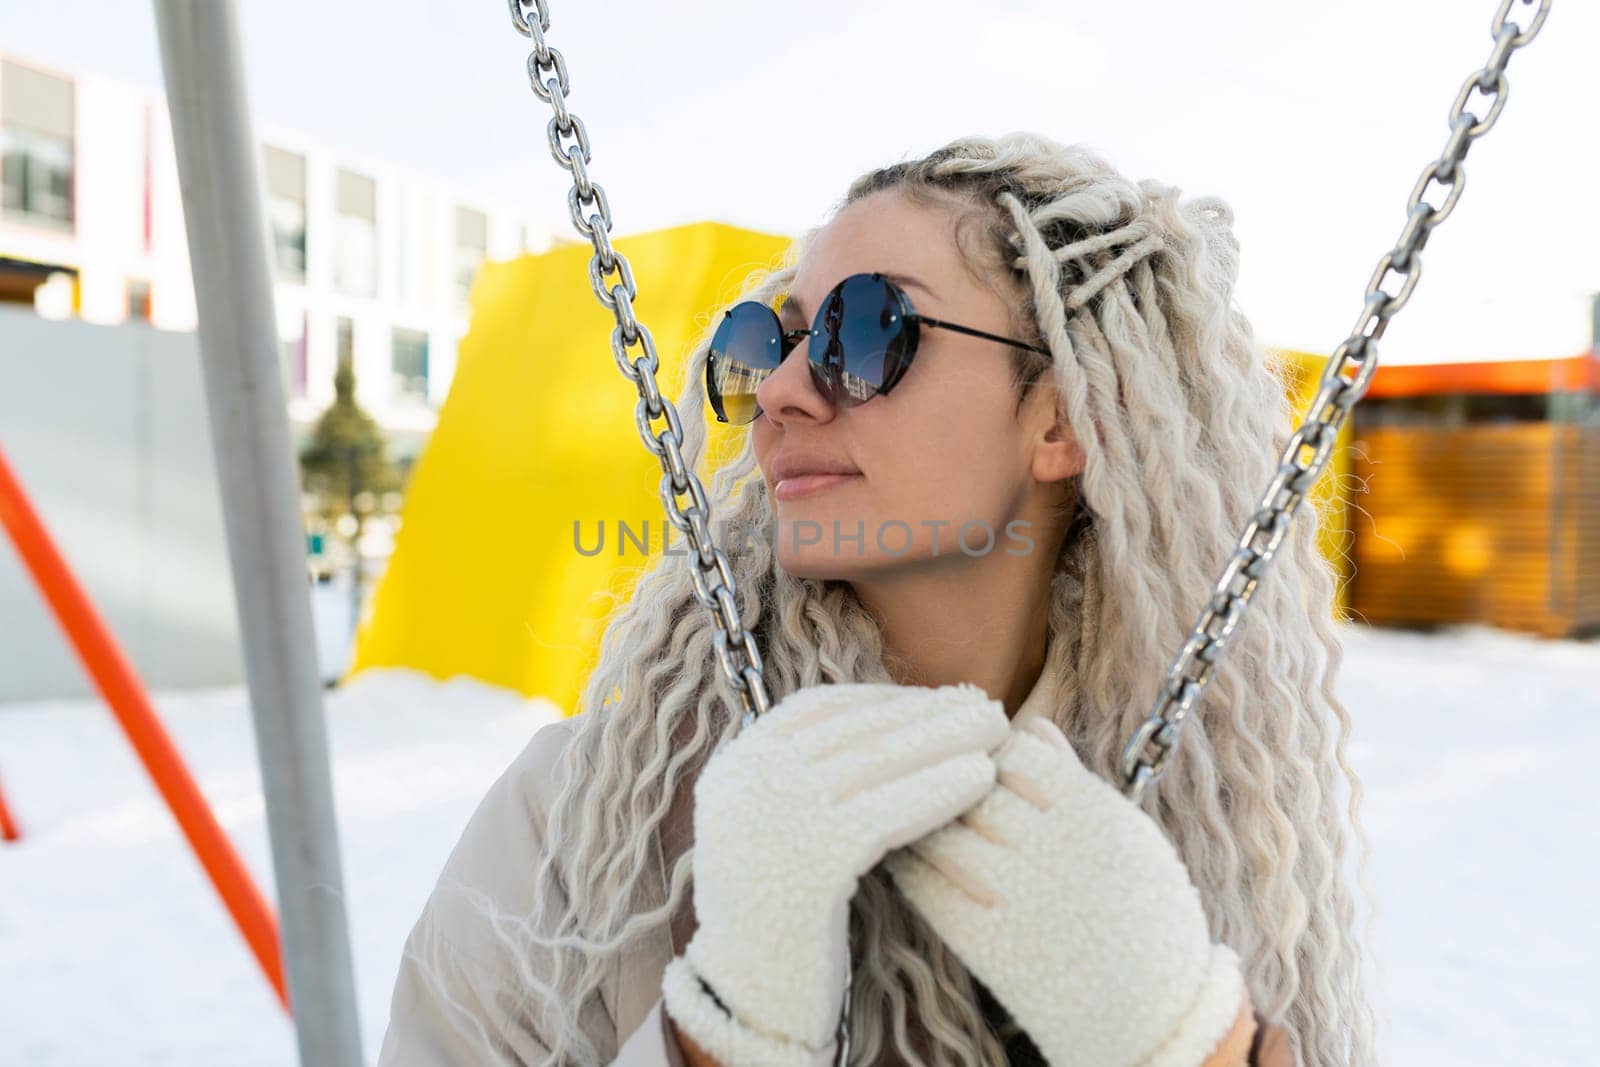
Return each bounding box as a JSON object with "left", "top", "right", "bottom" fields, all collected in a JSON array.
[{"left": 3, "top": 0, "right": 1594, "bottom": 362}]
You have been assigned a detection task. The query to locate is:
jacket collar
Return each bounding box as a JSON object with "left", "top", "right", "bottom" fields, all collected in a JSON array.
[{"left": 1013, "top": 652, "right": 1060, "bottom": 726}]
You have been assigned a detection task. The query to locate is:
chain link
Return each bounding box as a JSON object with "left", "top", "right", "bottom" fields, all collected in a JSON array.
[
  {"left": 1120, "top": 0, "right": 1551, "bottom": 803},
  {"left": 506, "top": 0, "right": 771, "bottom": 726}
]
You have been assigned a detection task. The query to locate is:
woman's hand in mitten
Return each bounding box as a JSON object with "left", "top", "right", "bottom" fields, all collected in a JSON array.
[
  {"left": 662, "top": 682, "right": 1010, "bottom": 1066},
  {"left": 886, "top": 716, "right": 1249, "bottom": 1067}
]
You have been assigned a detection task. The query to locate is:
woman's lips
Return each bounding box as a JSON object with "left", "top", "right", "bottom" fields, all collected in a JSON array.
[{"left": 774, "top": 472, "right": 861, "bottom": 501}]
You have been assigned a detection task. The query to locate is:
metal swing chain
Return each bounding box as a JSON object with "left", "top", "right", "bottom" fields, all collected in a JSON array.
[
  {"left": 506, "top": 3, "right": 858, "bottom": 1060},
  {"left": 1119, "top": 0, "right": 1552, "bottom": 804},
  {"left": 506, "top": 0, "right": 771, "bottom": 729}
]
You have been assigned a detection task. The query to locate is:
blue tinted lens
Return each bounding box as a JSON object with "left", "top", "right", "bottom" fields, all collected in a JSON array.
[
  {"left": 708, "top": 302, "right": 783, "bottom": 423},
  {"left": 811, "top": 274, "right": 908, "bottom": 405}
]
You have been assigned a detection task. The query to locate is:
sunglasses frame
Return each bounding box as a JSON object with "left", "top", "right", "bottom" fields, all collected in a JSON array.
[{"left": 706, "top": 271, "right": 1050, "bottom": 424}]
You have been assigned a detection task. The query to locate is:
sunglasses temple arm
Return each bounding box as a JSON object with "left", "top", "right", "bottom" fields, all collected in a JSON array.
[{"left": 918, "top": 315, "right": 1052, "bottom": 357}]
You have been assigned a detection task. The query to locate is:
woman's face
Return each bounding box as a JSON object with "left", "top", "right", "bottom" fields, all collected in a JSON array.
[{"left": 751, "top": 187, "right": 1081, "bottom": 580}]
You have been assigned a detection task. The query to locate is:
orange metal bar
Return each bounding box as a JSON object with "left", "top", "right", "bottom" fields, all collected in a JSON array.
[
  {"left": 0, "top": 768, "right": 20, "bottom": 842},
  {"left": 1366, "top": 352, "right": 1599, "bottom": 398},
  {"left": 0, "top": 442, "right": 289, "bottom": 1011}
]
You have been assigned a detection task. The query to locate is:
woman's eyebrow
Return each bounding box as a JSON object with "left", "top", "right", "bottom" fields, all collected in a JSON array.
[
  {"left": 885, "top": 273, "right": 938, "bottom": 301},
  {"left": 779, "top": 273, "right": 939, "bottom": 323}
]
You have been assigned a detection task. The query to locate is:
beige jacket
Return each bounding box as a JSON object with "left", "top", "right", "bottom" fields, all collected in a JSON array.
[
  {"left": 375, "top": 699, "right": 692, "bottom": 1066},
  {"left": 374, "top": 669, "right": 1269, "bottom": 1065}
]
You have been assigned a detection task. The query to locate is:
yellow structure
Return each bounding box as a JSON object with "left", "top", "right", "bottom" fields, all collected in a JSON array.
[
  {"left": 348, "top": 222, "right": 791, "bottom": 712},
  {"left": 1269, "top": 348, "right": 1355, "bottom": 617}
]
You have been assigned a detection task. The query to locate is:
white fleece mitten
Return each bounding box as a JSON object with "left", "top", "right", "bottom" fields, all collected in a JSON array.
[
  {"left": 886, "top": 716, "right": 1246, "bottom": 1067},
  {"left": 661, "top": 682, "right": 1010, "bottom": 1066}
]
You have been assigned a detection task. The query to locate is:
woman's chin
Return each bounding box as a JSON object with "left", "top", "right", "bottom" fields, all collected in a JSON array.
[
  {"left": 770, "top": 509, "right": 923, "bottom": 580},
  {"left": 776, "top": 552, "right": 842, "bottom": 581},
  {"left": 775, "top": 547, "right": 876, "bottom": 582}
]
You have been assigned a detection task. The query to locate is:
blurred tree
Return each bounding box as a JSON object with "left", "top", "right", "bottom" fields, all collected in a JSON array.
[
  {"left": 301, "top": 358, "right": 400, "bottom": 510},
  {"left": 300, "top": 357, "right": 402, "bottom": 634}
]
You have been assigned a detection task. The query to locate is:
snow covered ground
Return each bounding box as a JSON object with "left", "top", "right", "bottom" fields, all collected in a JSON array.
[{"left": 0, "top": 624, "right": 1594, "bottom": 1065}]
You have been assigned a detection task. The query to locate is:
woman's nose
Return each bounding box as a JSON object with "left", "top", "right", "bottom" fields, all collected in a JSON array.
[{"left": 755, "top": 331, "right": 835, "bottom": 424}]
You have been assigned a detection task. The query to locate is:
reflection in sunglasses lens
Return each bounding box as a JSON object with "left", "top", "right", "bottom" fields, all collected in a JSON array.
[
  {"left": 813, "top": 275, "right": 904, "bottom": 405},
  {"left": 710, "top": 303, "right": 783, "bottom": 423}
]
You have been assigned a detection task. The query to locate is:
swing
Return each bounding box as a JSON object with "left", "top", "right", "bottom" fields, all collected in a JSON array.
[
  {"left": 502, "top": 0, "right": 1551, "bottom": 1053},
  {"left": 504, "top": 0, "right": 1550, "bottom": 793}
]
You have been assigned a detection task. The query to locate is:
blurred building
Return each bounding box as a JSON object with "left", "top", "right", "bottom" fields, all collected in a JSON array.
[
  {"left": 1348, "top": 343, "right": 1600, "bottom": 638},
  {"left": 0, "top": 50, "right": 547, "bottom": 466}
]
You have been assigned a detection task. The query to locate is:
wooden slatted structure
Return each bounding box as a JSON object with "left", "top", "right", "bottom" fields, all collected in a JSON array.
[{"left": 1345, "top": 353, "right": 1600, "bottom": 637}]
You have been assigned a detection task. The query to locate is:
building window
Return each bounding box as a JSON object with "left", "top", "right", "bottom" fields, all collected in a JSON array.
[
  {"left": 280, "top": 312, "right": 308, "bottom": 398},
  {"left": 127, "top": 279, "right": 152, "bottom": 321},
  {"left": 334, "top": 169, "right": 377, "bottom": 297},
  {"left": 454, "top": 206, "right": 487, "bottom": 303},
  {"left": 1, "top": 60, "right": 75, "bottom": 231},
  {"left": 263, "top": 145, "right": 307, "bottom": 283},
  {"left": 391, "top": 327, "right": 429, "bottom": 403}
]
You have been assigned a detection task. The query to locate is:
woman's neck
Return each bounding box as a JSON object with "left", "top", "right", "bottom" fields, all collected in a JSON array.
[{"left": 850, "top": 550, "right": 1053, "bottom": 719}]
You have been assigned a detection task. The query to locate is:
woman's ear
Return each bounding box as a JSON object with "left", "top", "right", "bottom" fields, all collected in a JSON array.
[{"left": 1029, "top": 387, "right": 1086, "bottom": 485}]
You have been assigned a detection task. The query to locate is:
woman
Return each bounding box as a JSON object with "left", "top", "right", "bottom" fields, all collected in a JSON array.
[{"left": 378, "top": 133, "right": 1374, "bottom": 1066}]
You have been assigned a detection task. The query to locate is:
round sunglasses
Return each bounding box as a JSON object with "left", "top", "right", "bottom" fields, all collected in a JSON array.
[{"left": 705, "top": 272, "right": 1050, "bottom": 425}]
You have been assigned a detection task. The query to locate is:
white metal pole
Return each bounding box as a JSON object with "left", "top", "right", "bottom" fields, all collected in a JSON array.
[{"left": 152, "top": 2, "right": 364, "bottom": 1062}]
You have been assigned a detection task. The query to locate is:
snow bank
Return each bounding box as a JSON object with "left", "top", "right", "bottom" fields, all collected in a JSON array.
[
  {"left": 0, "top": 667, "right": 558, "bottom": 1065},
  {"left": 0, "top": 626, "right": 1594, "bottom": 1065}
]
